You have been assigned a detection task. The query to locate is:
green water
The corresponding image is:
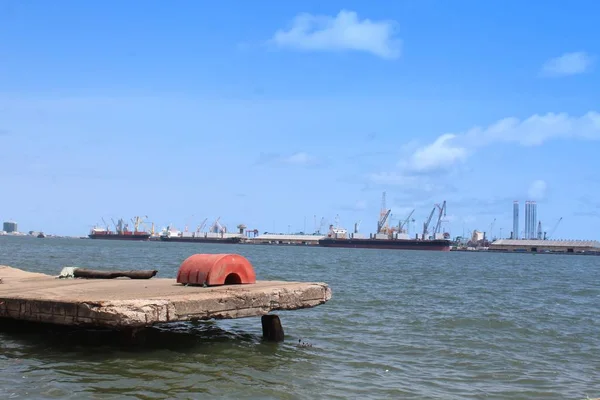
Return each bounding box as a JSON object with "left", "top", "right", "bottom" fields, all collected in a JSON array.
[{"left": 1, "top": 236, "right": 599, "bottom": 399}]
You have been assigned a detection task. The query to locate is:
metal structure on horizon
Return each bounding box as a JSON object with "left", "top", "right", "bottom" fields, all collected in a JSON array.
[{"left": 512, "top": 201, "right": 519, "bottom": 239}]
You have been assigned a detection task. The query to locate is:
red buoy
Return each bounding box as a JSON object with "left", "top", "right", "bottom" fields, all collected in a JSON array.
[{"left": 176, "top": 254, "right": 256, "bottom": 286}]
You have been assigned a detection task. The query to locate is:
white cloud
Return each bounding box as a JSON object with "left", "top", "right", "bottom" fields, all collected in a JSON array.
[
  {"left": 408, "top": 133, "right": 468, "bottom": 172},
  {"left": 472, "top": 112, "right": 600, "bottom": 146},
  {"left": 255, "top": 151, "right": 320, "bottom": 167},
  {"left": 367, "top": 172, "right": 419, "bottom": 186},
  {"left": 528, "top": 180, "right": 547, "bottom": 200},
  {"left": 270, "top": 10, "right": 401, "bottom": 59},
  {"left": 367, "top": 111, "right": 600, "bottom": 193},
  {"left": 283, "top": 152, "right": 315, "bottom": 165},
  {"left": 541, "top": 52, "right": 593, "bottom": 77},
  {"left": 408, "top": 111, "right": 600, "bottom": 171}
]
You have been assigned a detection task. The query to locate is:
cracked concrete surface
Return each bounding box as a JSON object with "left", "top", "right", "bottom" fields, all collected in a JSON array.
[{"left": 0, "top": 265, "right": 332, "bottom": 328}]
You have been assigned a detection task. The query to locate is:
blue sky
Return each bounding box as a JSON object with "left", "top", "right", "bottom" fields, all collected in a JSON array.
[{"left": 1, "top": 0, "right": 600, "bottom": 239}]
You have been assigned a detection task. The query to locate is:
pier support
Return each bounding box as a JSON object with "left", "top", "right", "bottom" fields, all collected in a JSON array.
[{"left": 261, "top": 314, "right": 284, "bottom": 342}]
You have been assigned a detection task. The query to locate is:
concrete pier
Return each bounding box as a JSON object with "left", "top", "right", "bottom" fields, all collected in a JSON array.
[{"left": 0, "top": 265, "right": 332, "bottom": 330}]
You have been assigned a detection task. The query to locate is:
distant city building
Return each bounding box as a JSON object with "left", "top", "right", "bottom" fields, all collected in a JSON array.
[
  {"left": 512, "top": 201, "right": 519, "bottom": 239},
  {"left": 3, "top": 221, "right": 17, "bottom": 233},
  {"left": 531, "top": 201, "right": 537, "bottom": 239},
  {"left": 523, "top": 201, "right": 538, "bottom": 239},
  {"left": 524, "top": 201, "right": 530, "bottom": 239}
]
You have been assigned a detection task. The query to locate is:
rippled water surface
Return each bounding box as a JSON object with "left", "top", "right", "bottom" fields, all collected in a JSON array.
[{"left": 1, "top": 236, "right": 599, "bottom": 399}]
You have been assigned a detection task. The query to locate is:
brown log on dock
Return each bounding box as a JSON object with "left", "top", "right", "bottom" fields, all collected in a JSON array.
[{"left": 73, "top": 268, "right": 158, "bottom": 280}]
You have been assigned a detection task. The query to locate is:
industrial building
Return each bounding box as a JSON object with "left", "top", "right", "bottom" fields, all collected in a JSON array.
[
  {"left": 489, "top": 239, "right": 600, "bottom": 254},
  {"left": 3, "top": 221, "right": 17, "bottom": 233}
]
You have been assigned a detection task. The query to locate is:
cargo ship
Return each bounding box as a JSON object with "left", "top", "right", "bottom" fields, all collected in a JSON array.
[
  {"left": 318, "top": 235, "right": 451, "bottom": 251},
  {"left": 317, "top": 196, "right": 451, "bottom": 251},
  {"left": 158, "top": 219, "right": 243, "bottom": 244},
  {"left": 159, "top": 232, "right": 243, "bottom": 244},
  {"left": 88, "top": 216, "right": 151, "bottom": 241}
]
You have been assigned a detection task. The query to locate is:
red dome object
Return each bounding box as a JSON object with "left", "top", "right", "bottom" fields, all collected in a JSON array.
[{"left": 176, "top": 254, "right": 257, "bottom": 286}]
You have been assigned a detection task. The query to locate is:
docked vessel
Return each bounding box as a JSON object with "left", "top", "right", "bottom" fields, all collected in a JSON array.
[
  {"left": 318, "top": 236, "right": 451, "bottom": 251},
  {"left": 159, "top": 218, "right": 243, "bottom": 244},
  {"left": 318, "top": 195, "right": 451, "bottom": 251},
  {"left": 88, "top": 216, "right": 151, "bottom": 241},
  {"left": 159, "top": 234, "right": 242, "bottom": 244}
]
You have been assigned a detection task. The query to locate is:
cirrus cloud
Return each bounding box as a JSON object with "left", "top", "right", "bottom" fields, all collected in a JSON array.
[{"left": 540, "top": 51, "right": 593, "bottom": 77}]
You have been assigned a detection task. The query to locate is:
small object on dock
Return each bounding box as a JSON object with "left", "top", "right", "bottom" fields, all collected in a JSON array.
[
  {"left": 176, "top": 253, "right": 256, "bottom": 286},
  {"left": 58, "top": 267, "right": 77, "bottom": 279},
  {"left": 261, "top": 314, "right": 285, "bottom": 342},
  {"left": 73, "top": 268, "right": 158, "bottom": 280},
  {"left": 58, "top": 266, "right": 157, "bottom": 280}
]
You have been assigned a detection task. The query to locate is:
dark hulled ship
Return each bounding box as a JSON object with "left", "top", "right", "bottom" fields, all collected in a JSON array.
[
  {"left": 159, "top": 235, "right": 242, "bottom": 244},
  {"left": 318, "top": 236, "right": 450, "bottom": 251},
  {"left": 317, "top": 197, "right": 451, "bottom": 251},
  {"left": 158, "top": 220, "right": 243, "bottom": 244},
  {"left": 88, "top": 217, "right": 151, "bottom": 241}
]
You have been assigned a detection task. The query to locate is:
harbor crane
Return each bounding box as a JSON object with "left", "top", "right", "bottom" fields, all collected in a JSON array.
[
  {"left": 433, "top": 201, "right": 447, "bottom": 234},
  {"left": 112, "top": 218, "right": 127, "bottom": 233},
  {"left": 210, "top": 217, "right": 225, "bottom": 233},
  {"left": 489, "top": 218, "right": 496, "bottom": 240},
  {"left": 377, "top": 191, "right": 391, "bottom": 234},
  {"left": 545, "top": 217, "right": 562, "bottom": 239},
  {"left": 131, "top": 216, "right": 148, "bottom": 232},
  {"left": 377, "top": 209, "right": 391, "bottom": 234},
  {"left": 196, "top": 218, "right": 208, "bottom": 233},
  {"left": 398, "top": 209, "right": 415, "bottom": 233},
  {"left": 422, "top": 206, "right": 437, "bottom": 239},
  {"left": 313, "top": 216, "right": 327, "bottom": 234}
]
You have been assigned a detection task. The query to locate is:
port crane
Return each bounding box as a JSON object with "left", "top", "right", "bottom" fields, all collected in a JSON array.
[
  {"left": 433, "top": 201, "right": 447, "bottom": 235},
  {"left": 313, "top": 216, "right": 327, "bottom": 234},
  {"left": 377, "top": 191, "right": 391, "bottom": 234},
  {"left": 111, "top": 218, "right": 128, "bottom": 233},
  {"left": 131, "top": 216, "right": 148, "bottom": 233},
  {"left": 196, "top": 218, "right": 208, "bottom": 233},
  {"left": 489, "top": 218, "right": 496, "bottom": 240},
  {"left": 377, "top": 209, "right": 391, "bottom": 234},
  {"left": 210, "top": 217, "right": 225, "bottom": 233},
  {"left": 545, "top": 217, "right": 562, "bottom": 239},
  {"left": 422, "top": 207, "right": 436, "bottom": 239},
  {"left": 398, "top": 209, "right": 415, "bottom": 233}
]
